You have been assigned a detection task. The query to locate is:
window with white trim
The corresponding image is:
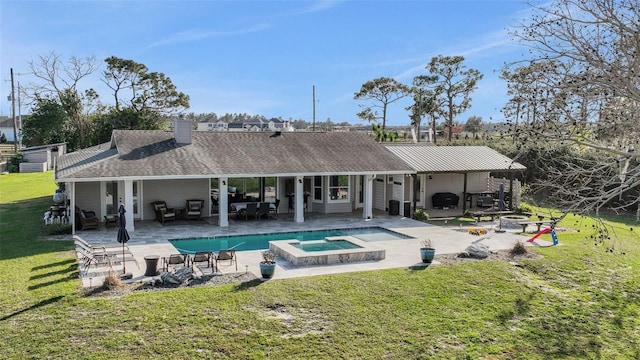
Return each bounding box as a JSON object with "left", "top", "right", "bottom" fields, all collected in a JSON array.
[
  {"left": 328, "top": 175, "right": 349, "bottom": 202},
  {"left": 313, "top": 176, "right": 322, "bottom": 201}
]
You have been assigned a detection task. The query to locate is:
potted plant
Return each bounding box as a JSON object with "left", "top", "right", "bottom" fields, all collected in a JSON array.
[
  {"left": 259, "top": 251, "right": 276, "bottom": 279},
  {"left": 419, "top": 239, "right": 436, "bottom": 263}
]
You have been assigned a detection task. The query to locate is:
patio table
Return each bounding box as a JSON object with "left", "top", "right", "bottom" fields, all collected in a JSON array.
[{"left": 231, "top": 202, "right": 276, "bottom": 212}]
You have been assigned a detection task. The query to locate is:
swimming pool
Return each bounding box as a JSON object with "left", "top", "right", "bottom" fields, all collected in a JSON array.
[{"left": 169, "top": 226, "right": 412, "bottom": 253}]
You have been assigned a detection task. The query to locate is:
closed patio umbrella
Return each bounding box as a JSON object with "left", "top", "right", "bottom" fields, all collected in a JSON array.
[
  {"left": 498, "top": 183, "right": 506, "bottom": 211},
  {"left": 117, "top": 204, "right": 131, "bottom": 278}
]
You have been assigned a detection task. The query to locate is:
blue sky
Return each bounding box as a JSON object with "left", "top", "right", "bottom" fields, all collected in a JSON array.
[{"left": 1, "top": 0, "right": 537, "bottom": 126}]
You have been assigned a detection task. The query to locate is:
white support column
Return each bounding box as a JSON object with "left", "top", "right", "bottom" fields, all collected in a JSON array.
[
  {"left": 363, "top": 175, "right": 374, "bottom": 219},
  {"left": 70, "top": 182, "right": 76, "bottom": 235},
  {"left": 124, "top": 180, "right": 135, "bottom": 232},
  {"left": 294, "top": 176, "right": 304, "bottom": 223},
  {"left": 219, "top": 177, "right": 229, "bottom": 227}
]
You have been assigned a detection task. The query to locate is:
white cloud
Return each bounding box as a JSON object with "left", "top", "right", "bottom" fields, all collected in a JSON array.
[{"left": 147, "top": 23, "right": 271, "bottom": 48}]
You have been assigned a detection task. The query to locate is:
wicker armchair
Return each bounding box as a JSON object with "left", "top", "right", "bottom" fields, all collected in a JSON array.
[
  {"left": 150, "top": 201, "right": 176, "bottom": 224},
  {"left": 185, "top": 199, "right": 204, "bottom": 220}
]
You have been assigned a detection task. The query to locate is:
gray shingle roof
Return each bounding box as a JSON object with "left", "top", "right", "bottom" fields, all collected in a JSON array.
[
  {"left": 384, "top": 144, "right": 526, "bottom": 173},
  {"left": 56, "top": 130, "right": 415, "bottom": 181}
]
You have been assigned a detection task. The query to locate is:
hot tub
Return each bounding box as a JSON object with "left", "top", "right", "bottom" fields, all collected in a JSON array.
[{"left": 269, "top": 236, "right": 386, "bottom": 266}]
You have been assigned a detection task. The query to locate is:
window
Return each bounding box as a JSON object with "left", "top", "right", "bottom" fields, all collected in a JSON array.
[
  {"left": 328, "top": 175, "right": 349, "bottom": 202},
  {"left": 313, "top": 176, "right": 322, "bottom": 201}
]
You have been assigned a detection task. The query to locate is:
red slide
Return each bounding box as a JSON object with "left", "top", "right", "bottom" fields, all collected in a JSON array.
[{"left": 527, "top": 227, "right": 552, "bottom": 242}]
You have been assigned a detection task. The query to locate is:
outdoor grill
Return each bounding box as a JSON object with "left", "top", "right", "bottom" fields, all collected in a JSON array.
[{"left": 431, "top": 192, "right": 459, "bottom": 209}]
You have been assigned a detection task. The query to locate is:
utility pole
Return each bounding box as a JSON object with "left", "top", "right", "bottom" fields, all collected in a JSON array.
[
  {"left": 10, "top": 68, "right": 17, "bottom": 152},
  {"left": 312, "top": 85, "right": 316, "bottom": 131}
]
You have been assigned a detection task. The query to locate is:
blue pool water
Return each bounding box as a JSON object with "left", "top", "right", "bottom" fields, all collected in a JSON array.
[
  {"left": 169, "top": 227, "right": 412, "bottom": 253},
  {"left": 292, "top": 240, "right": 362, "bottom": 252}
]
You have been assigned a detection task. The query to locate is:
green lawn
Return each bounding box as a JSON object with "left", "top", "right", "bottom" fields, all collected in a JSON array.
[{"left": 1, "top": 172, "right": 639, "bottom": 359}]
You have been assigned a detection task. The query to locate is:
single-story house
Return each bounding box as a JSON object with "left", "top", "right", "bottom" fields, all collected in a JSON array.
[
  {"left": 0, "top": 117, "right": 21, "bottom": 143},
  {"left": 55, "top": 120, "right": 526, "bottom": 234}
]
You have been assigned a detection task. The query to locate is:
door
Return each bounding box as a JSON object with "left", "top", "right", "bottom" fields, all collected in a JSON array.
[{"left": 373, "top": 178, "right": 385, "bottom": 210}]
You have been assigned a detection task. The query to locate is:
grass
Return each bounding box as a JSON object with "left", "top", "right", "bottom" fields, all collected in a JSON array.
[{"left": 1, "top": 172, "right": 640, "bottom": 359}]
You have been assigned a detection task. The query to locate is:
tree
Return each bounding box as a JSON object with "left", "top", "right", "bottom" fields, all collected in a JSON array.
[
  {"left": 408, "top": 75, "right": 439, "bottom": 143},
  {"left": 505, "top": 0, "right": 640, "bottom": 218},
  {"left": 22, "top": 98, "right": 71, "bottom": 147},
  {"left": 102, "top": 56, "right": 190, "bottom": 117},
  {"left": 354, "top": 77, "right": 411, "bottom": 131},
  {"left": 27, "top": 52, "right": 99, "bottom": 148},
  {"left": 464, "top": 116, "right": 483, "bottom": 138},
  {"left": 426, "top": 55, "right": 483, "bottom": 142}
]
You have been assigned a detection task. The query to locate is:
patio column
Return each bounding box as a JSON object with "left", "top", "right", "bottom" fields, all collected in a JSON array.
[
  {"left": 219, "top": 177, "right": 229, "bottom": 227},
  {"left": 123, "top": 180, "right": 135, "bottom": 232},
  {"left": 363, "top": 175, "right": 374, "bottom": 219},
  {"left": 294, "top": 176, "right": 304, "bottom": 223},
  {"left": 70, "top": 182, "right": 76, "bottom": 235}
]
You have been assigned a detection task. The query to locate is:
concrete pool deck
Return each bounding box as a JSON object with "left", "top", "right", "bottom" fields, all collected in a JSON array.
[{"left": 73, "top": 211, "right": 554, "bottom": 288}]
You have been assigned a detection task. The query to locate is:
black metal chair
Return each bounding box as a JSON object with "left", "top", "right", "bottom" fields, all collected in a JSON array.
[
  {"left": 258, "top": 202, "right": 270, "bottom": 219},
  {"left": 269, "top": 199, "right": 280, "bottom": 218},
  {"left": 216, "top": 249, "right": 237, "bottom": 272},
  {"left": 191, "top": 251, "right": 214, "bottom": 270},
  {"left": 163, "top": 254, "right": 188, "bottom": 272},
  {"left": 245, "top": 202, "right": 259, "bottom": 220}
]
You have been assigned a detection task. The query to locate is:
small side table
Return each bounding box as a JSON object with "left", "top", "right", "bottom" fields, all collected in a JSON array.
[
  {"left": 144, "top": 255, "right": 160, "bottom": 276},
  {"left": 104, "top": 214, "right": 119, "bottom": 228},
  {"left": 174, "top": 207, "right": 186, "bottom": 220}
]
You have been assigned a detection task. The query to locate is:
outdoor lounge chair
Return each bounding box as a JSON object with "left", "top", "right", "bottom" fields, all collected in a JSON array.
[
  {"left": 163, "top": 253, "right": 189, "bottom": 272},
  {"left": 191, "top": 251, "right": 214, "bottom": 270},
  {"left": 216, "top": 249, "right": 237, "bottom": 272},
  {"left": 75, "top": 206, "right": 99, "bottom": 230},
  {"left": 76, "top": 246, "right": 112, "bottom": 269},
  {"left": 150, "top": 201, "right": 176, "bottom": 224},
  {"left": 185, "top": 199, "right": 204, "bottom": 220},
  {"left": 75, "top": 238, "right": 140, "bottom": 269}
]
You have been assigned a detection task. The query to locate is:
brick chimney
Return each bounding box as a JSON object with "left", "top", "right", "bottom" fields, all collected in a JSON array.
[{"left": 173, "top": 119, "right": 193, "bottom": 144}]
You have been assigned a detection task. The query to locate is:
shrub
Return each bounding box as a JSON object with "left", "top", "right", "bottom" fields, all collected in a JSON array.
[
  {"left": 261, "top": 251, "right": 276, "bottom": 264},
  {"left": 414, "top": 209, "right": 429, "bottom": 221},
  {"left": 102, "top": 271, "right": 123, "bottom": 289},
  {"left": 45, "top": 223, "right": 72, "bottom": 235},
  {"left": 510, "top": 241, "right": 528, "bottom": 256}
]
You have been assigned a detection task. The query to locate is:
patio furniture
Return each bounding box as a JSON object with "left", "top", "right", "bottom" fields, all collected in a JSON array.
[
  {"left": 258, "top": 202, "right": 270, "bottom": 219},
  {"left": 104, "top": 214, "right": 119, "bottom": 227},
  {"left": 476, "top": 196, "right": 494, "bottom": 208},
  {"left": 150, "top": 201, "right": 176, "bottom": 224},
  {"left": 75, "top": 206, "right": 99, "bottom": 230},
  {"left": 269, "top": 199, "right": 280, "bottom": 218},
  {"left": 163, "top": 253, "right": 189, "bottom": 272},
  {"left": 216, "top": 249, "right": 237, "bottom": 272},
  {"left": 76, "top": 246, "right": 112, "bottom": 269},
  {"left": 75, "top": 238, "right": 139, "bottom": 269},
  {"left": 185, "top": 199, "right": 204, "bottom": 220},
  {"left": 191, "top": 251, "right": 214, "bottom": 270},
  {"left": 144, "top": 255, "right": 160, "bottom": 276},
  {"left": 245, "top": 202, "right": 259, "bottom": 220}
]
